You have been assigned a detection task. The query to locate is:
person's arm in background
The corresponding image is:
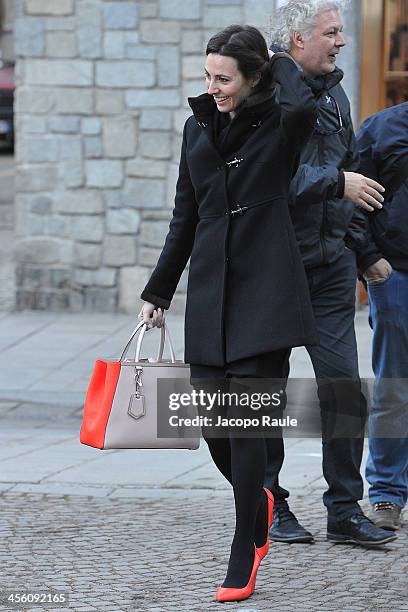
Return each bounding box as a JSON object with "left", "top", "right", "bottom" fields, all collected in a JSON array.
[{"left": 355, "top": 104, "right": 408, "bottom": 280}]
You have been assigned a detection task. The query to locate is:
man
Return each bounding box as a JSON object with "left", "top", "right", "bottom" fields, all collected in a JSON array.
[
  {"left": 265, "top": 0, "right": 396, "bottom": 547},
  {"left": 357, "top": 102, "right": 408, "bottom": 531}
]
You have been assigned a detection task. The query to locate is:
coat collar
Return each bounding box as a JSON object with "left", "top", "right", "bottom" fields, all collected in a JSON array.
[{"left": 305, "top": 67, "right": 344, "bottom": 95}]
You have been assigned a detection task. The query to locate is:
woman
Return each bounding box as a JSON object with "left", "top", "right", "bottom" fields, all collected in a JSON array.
[{"left": 139, "top": 25, "right": 318, "bottom": 602}]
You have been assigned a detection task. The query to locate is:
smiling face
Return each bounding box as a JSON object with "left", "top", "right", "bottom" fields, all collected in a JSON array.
[
  {"left": 205, "top": 53, "right": 255, "bottom": 116},
  {"left": 291, "top": 9, "right": 346, "bottom": 78}
]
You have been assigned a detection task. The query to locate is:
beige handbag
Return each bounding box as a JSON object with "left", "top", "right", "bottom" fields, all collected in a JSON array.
[{"left": 80, "top": 321, "right": 200, "bottom": 450}]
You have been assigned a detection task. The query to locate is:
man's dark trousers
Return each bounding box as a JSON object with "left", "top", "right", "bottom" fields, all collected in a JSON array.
[{"left": 265, "top": 248, "right": 367, "bottom": 520}]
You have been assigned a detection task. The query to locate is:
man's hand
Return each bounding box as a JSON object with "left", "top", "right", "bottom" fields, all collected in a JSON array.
[
  {"left": 138, "top": 302, "right": 164, "bottom": 329},
  {"left": 343, "top": 172, "right": 385, "bottom": 212},
  {"left": 363, "top": 258, "right": 393, "bottom": 284}
]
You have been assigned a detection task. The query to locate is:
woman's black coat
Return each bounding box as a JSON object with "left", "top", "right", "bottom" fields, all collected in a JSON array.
[{"left": 142, "top": 56, "right": 319, "bottom": 367}]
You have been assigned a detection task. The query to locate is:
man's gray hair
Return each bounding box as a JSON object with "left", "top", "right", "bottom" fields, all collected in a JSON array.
[{"left": 270, "top": 0, "right": 347, "bottom": 51}]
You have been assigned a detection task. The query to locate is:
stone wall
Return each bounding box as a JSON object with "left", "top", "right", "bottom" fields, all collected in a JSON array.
[{"left": 14, "top": 0, "right": 359, "bottom": 313}]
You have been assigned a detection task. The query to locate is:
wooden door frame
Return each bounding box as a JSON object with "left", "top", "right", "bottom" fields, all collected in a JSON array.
[{"left": 360, "top": 0, "right": 385, "bottom": 122}]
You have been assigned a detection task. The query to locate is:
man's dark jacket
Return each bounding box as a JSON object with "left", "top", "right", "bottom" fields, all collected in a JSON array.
[
  {"left": 356, "top": 101, "right": 408, "bottom": 273},
  {"left": 281, "top": 67, "right": 369, "bottom": 270}
]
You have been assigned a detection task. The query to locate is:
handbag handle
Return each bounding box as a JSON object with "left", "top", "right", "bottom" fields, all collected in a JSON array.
[{"left": 120, "top": 321, "right": 176, "bottom": 363}]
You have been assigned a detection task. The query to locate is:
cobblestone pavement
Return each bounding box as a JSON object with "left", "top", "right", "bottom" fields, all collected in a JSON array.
[{"left": 1, "top": 490, "right": 407, "bottom": 612}]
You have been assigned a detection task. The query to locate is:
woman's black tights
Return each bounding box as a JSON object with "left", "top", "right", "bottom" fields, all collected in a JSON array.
[{"left": 205, "top": 435, "right": 269, "bottom": 588}]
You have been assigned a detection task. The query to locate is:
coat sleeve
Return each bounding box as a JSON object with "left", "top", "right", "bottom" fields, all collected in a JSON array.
[
  {"left": 270, "top": 54, "right": 317, "bottom": 151},
  {"left": 352, "top": 106, "right": 408, "bottom": 273},
  {"left": 141, "top": 120, "right": 199, "bottom": 309}
]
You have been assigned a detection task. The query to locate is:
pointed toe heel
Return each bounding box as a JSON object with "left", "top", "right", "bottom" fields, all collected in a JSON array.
[{"left": 256, "top": 487, "right": 274, "bottom": 561}]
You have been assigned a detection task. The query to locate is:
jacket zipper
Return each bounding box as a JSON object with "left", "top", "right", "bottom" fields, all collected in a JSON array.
[{"left": 318, "top": 138, "right": 328, "bottom": 264}]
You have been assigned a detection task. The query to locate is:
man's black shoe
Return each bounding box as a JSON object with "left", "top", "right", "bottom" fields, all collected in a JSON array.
[
  {"left": 327, "top": 512, "right": 398, "bottom": 547},
  {"left": 270, "top": 505, "right": 314, "bottom": 543}
]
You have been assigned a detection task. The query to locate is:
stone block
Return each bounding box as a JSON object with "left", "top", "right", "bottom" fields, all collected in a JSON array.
[
  {"left": 172, "top": 134, "right": 182, "bottom": 160},
  {"left": 59, "top": 135, "right": 82, "bottom": 161},
  {"left": 44, "top": 17, "right": 76, "bottom": 30},
  {"left": 48, "top": 216, "right": 72, "bottom": 238},
  {"left": 140, "top": 131, "right": 172, "bottom": 159},
  {"left": 103, "top": 235, "right": 137, "bottom": 266},
  {"left": 74, "top": 268, "right": 93, "bottom": 286},
  {"left": 119, "top": 266, "right": 150, "bottom": 313},
  {"left": 77, "top": 0, "right": 103, "bottom": 59},
  {"left": 104, "top": 190, "right": 122, "bottom": 209},
  {"left": 206, "top": 0, "right": 242, "bottom": 3},
  {"left": 19, "top": 136, "right": 59, "bottom": 163},
  {"left": 84, "top": 287, "right": 117, "bottom": 312},
  {"left": 166, "top": 162, "right": 179, "bottom": 207},
  {"left": 54, "top": 190, "right": 104, "bottom": 215},
  {"left": 71, "top": 215, "right": 104, "bottom": 243},
  {"left": 103, "top": 117, "right": 137, "bottom": 158},
  {"left": 93, "top": 268, "right": 117, "bottom": 287},
  {"left": 30, "top": 196, "right": 52, "bottom": 214},
  {"left": 16, "top": 165, "right": 58, "bottom": 192},
  {"left": 157, "top": 46, "right": 180, "bottom": 87},
  {"left": 183, "top": 55, "right": 205, "bottom": 79},
  {"left": 140, "top": 20, "right": 181, "bottom": 44},
  {"left": 103, "top": 2, "right": 138, "bottom": 29},
  {"left": 122, "top": 179, "right": 165, "bottom": 208},
  {"left": 243, "top": 0, "right": 272, "bottom": 27},
  {"left": 84, "top": 136, "right": 103, "bottom": 158},
  {"left": 182, "top": 79, "right": 205, "bottom": 106},
  {"left": 126, "top": 158, "right": 167, "bottom": 178},
  {"left": 15, "top": 17, "right": 45, "bottom": 57},
  {"left": 106, "top": 209, "right": 141, "bottom": 234},
  {"left": 96, "top": 89, "right": 123, "bottom": 114},
  {"left": 140, "top": 2, "right": 158, "bottom": 18},
  {"left": 59, "top": 162, "right": 85, "bottom": 188},
  {"left": 49, "top": 116, "right": 80, "bottom": 133},
  {"left": 18, "top": 115, "right": 47, "bottom": 134},
  {"left": 82, "top": 118, "right": 102, "bottom": 135},
  {"left": 86, "top": 160, "right": 124, "bottom": 188},
  {"left": 126, "top": 89, "right": 180, "bottom": 109},
  {"left": 139, "top": 246, "right": 162, "bottom": 267},
  {"left": 15, "top": 87, "right": 55, "bottom": 114},
  {"left": 103, "top": 31, "right": 126, "bottom": 58},
  {"left": 203, "top": 6, "right": 243, "bottom": 27},
  {"left": 140, "top": 221, "right": 169, "bottom": 248},
  {"left": 96, "top": 60, "right": 155, "bottom": 88},
  {"left": 16, "top": 237, "right": 73, "bottom": 265},
  {"left": 55, "top": 88, "right": 93, "bottom": 115},
  {"left": 126, "top": 45, "right": 155, "bottom": 60},
  {"left": 25, "top": 0, "right": 74, "bottom": 16},
  {"left": 159, "top": 0, "right": 201, "bottom": 19},
  {"left": 74, "top": 242, "right": 101, "bottom": 268},
  {"left": 173, "top": 108, "right": 192, "bottom": 135},
  {"left": 25, "top": 60, "right": 93, "bottom": 86},
  {"left": 140, "top": 109, "right": 172, "bottom": 131},
  {"left": 46, "top": 31, "right": 76, "bottom": 57},
  {"left": 182, "top": 30, "right": 204, "bottom": 53}
]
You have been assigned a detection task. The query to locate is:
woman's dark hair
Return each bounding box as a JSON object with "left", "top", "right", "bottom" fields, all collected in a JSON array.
[{"left": 206, "top": 25, "right": 272, "bottom": 92}]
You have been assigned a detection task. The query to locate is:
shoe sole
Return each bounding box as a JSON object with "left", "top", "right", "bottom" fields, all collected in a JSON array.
[
  {"left": 327, "top": 532, "right": 397, "bottom": 547},
  {"left": 270, "top": 535, "right": 315, "bottom": 544}
]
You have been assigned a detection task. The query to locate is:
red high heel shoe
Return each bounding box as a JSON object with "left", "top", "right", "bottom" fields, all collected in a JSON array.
[
  {"left": 256, "top": 487, "right": 274, "bottom": 561},
  {"left": 215, "top": 546, "right": 261, "bottom": 603}
]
